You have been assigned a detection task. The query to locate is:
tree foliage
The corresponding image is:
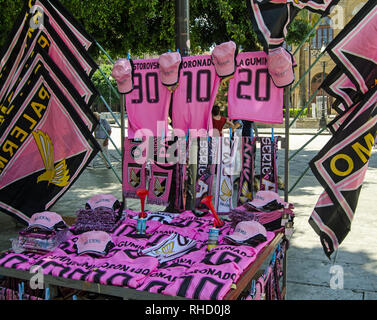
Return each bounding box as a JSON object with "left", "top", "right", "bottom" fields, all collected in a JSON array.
[{"left": 0, "top": 0, "right": 312, "bottom": 59}]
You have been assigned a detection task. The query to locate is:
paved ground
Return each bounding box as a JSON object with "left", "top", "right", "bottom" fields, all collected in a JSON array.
[{"left": 1, "top": 124, "right": 377, "bottom": 300}]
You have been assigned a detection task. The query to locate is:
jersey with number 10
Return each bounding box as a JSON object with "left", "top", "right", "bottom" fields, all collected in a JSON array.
[
  {"left": 228, "top": 51, "right": 284, "bottom": 124},
  {"left": 172, "top": 55, "right": 220, "bottom": 136},
  {"left": 125, "top": 58, "right": 171, "bottom": 138}
]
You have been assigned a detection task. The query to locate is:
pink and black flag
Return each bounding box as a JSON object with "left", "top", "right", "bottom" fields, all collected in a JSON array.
[
  {"left": 0, "top": 64, "right": 100, "bottom": 224},
  {"left": 326, "top": 1, "right": 377, "bottom": 95},
  {"left": 246, "top": 0, "right": 339, "bottom": 50},
  {"left": 321, "top": 66, "right": 362, "bottom": 114},
  {"left": 309, "top": 85, "right": 377, "bottom": 258},
  {"left": 1, "top": 15, "right": 98, "bottom": 110},
  {"left": 0, "top": 45, "right": 98, "bottom": 133},
  {"left": 31, "top": 0, "right": 95, "bottom": 51}
]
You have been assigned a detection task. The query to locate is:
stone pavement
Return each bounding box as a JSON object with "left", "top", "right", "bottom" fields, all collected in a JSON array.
[{"left": 1, "top": 126, "right": 377, "bottom": 300}]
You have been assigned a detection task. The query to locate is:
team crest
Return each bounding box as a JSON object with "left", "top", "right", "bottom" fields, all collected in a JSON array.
[
  {"left": 128, "top": 165, "right": 141, "bottom": 188},
  {"left": 32, "top": 130, "right": 70, "bottom": 187},
  {"left": 153, "top": 176, "right": 167, "bottom": 198}
]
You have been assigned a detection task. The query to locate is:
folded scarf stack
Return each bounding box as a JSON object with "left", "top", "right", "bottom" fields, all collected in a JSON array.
[
  {"left": 72, "top": 207, "right": 121, "bottom": 234},
  {"left": 229, "top": 204, "right": 294, "bottom": 232}
]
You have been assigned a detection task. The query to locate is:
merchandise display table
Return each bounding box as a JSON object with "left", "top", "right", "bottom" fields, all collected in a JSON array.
[{"left": 0, "top": 232, "right": 287, "bottom": 300}]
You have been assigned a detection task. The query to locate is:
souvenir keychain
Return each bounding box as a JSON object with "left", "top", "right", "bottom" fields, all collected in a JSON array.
[
  {"left": 201, "top": 195, "right": 225, "bottom": 250},
  {"left": 136, "top": 189, "right": 148, "bottom": 234}
]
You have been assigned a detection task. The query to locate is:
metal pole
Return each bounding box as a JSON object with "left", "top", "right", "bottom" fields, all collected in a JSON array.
[
  {"left": 175, "top": 0, "right": 190, "bottom": 55},
  {"left": 319, "top": 61, "right": 327, "bottom": 129},
  {"left": 284, "top": 87, "right": 290, "bottom": 203},
  {"left": 175, "top": 0, "right": 194, "bottom": 211},
  {"left": 120, "top": 94, "right": 126, "bottom": 206}
]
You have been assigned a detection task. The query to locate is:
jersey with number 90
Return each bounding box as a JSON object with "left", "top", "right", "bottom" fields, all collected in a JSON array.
[{"left": 125, "top": 58, "right": 171, "bottom": 139}]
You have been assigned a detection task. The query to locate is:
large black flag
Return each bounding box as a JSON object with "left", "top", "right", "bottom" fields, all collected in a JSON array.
[
  {"left": 0, "top": 63, "right": 100, "bottom": 224},
  {"left": 309, "top": 85, "right": 377, "bottom": 258}
]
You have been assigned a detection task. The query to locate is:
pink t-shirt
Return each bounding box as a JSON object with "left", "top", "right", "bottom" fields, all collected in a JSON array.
[
  {"left": 86, "top": 251, "right": 159, "bottom": 288},
  {"left": 172, "top": 55, "right": 220, "bottom": 137},
  {"left": 125, "top": 58, "right": 171, "bottom": 138},
  {"left": 31, "top": 247, "right": 97, "bottom": 280},
  {"left": 0, "top": 251, "right": 46, "bottom": 271},
  {"left": 162, "top": 261, "right": 242, "bottom": 300},
  {"left": 228, "top": 51, "right": 284, "bottom": 124}
]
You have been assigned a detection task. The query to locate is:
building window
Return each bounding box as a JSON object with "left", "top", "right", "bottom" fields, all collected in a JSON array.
[{"left": 311, "top": 17, "right": 333, "bottom": 49}]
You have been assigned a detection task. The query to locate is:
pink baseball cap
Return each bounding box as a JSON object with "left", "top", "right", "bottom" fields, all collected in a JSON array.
[
  {"left": 211, "top": 41, "right": 237, "bottom": 78},
  {"left": 27, "top": 211, "right": 66, "bottom": 231},
  {"left": 112, "top": 58, "right": 133, "bottom": 94},
  {"left": 224, "top": 221, "right": 267, "bottom": 244},
  {"left": 267, "top": 47, "right": 294, "bottom": 88},
  {"left": 86, "top": 194, "right": 120, "bottom": 210},
  {"left": 248, "top": 190, "right": 287, "bottom": 209},
  {"left": 159, "top": 52, "right": 182, "bottom": 86},
  {"left": 75, "top": 231, "right": 114, "bottom": 256}
]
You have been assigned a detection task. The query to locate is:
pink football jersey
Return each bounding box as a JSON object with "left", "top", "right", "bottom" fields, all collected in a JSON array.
[
  {"left": 172, "top": 55, "right": 221, "bottom": 137},
  {"left": 228, "top": 51, "right": 284, "bottom": 124},
  {"left": 125, "top": 58, "right": 171, "bottom": 138}
]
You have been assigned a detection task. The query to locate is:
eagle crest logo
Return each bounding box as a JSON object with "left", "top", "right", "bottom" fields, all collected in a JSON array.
[{"left": 32, "top": 130, "right": 70, "bottom": 187}]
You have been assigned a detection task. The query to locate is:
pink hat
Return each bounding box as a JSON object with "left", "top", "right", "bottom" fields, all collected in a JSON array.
[
  {"left": 225, "top": 221, "right": 267, "bottom": 244},
  {"left": 112, "top": 58, "right": 133, "bottom": 94},
  {"left": 86, "top": 194, "right": 119, "bottom": 210},
  {"left": 27, "top": 211, "right": 66, "bottom": 231},
  {"left": 76, "top": 231, "right": 114, "bottom": 256},
  {"left": 248, "top": 190, "right": 287, "bottom": 209},
  {"left": 159, "top": 52, "right": 182, "bottom": 86},
  {"left": 211, "top": 41, "right": 237, "bottom": 78},
  {"left": 267, "top": 47, "right": 294, "bottom": 88}
]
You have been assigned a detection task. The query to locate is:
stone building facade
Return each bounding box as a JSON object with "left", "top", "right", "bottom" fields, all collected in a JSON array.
[{"left": 291, "top": 0, "right": 367, "bottom": 118}]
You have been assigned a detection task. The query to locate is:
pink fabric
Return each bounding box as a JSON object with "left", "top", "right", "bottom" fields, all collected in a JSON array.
[
  {"left": 169, "top": 210, "right": 215, "bottom": 230},
  {"left": 172, "top": 55, "right": 221, "bottom": 137},
  {"left": 125, "top": 58, "right": 171, "bottom": 138},
  {"left": 201, "top": 244, "right": 257, "bottom": 272},
  {"left": 137, "top": 266, "right": 187, "bottom": 294},
  {"left": 162, "top": 261, "right": 242, "bottom": 300},
  {"left": 145, "top": 224, "right": 200, "bottom": 248},
  {"left": 112, "top": 216, "right": 161, "bottom": 237},
  {"left": 86, "top": 252, "right": 158, "bottom": 288},
  {"left": 32, "top": 247, "right": 97, "bottom": 280},
  {"left": 228, "top": 51, "right": 284, "bottom": 123},
  {"left": 0, "top": 252, "right": 46, "bottom": 271}
]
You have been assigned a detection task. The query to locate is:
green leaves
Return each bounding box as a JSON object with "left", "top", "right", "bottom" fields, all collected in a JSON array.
[{"left": 0, "top": 1, "right": 313, "bottom": 60}]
